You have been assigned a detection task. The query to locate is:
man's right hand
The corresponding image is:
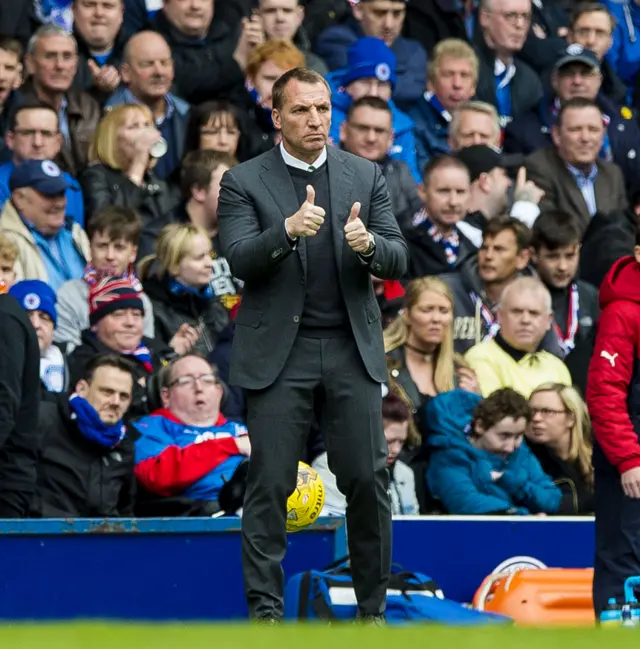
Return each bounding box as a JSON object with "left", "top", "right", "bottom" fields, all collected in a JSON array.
[
  {"left": 285, "top": 185, "right": 326, "bottom": 238},
  {"left": 622, "top": 467, "right": 640, "bottom": 498}
]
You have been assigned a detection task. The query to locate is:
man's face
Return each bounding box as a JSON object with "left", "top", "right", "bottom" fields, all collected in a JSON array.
[
  {"left": 28, "top": 309, "right": 54, "bottom": 355},
  {"left": 94, "top": 308, "right": 144, "bottom": 353},
  {"left": 353, "top": 0, "right": 406, "bottom": 46},
  {"left": 0, "top": 257, "right": 16, "bottom": 288},
  {"left": 121, "top": 34, "right": 174, "bottom": 101},
  {"left": 552, "top": 106, "right": 604, "bottom": 168},
  {"left": 449, "top": 110, "right": 499, "bottom": 150},
  {"left": 340, "top": 105, "right": 393, "bottom": 162},
  {"left": 12, "top": 189, "right": 66, "bottom": 237},
  {"left": 162, "top": 0, "right": 214, "bottom": 38},
  {"left": 497, "top": 288, "right": 552, "bottom": 351},
  {"left": 478, "top": 166, "right": 512, "bottom": 213},
  {"left": 197, "top": 163, "right": 229, "bottom": 220},
  {"left": 428, "top": 57, "right": 476, "bottom": 112},
  {"left": 419, "top": 165, "right": 470, "bottom": 231},
  {"left": 474, "top": 416, "right": 526, "bottom": 458},
  {"left": 73, "top": 0, "right": 124, "bottom": 50},
  {"left": 27, "top": 35, "right": 78, "bottom": 93},
  {"left": 569, "top": 11, "right": 613, "bottom": 61},
  {"left": 552, "top": 63, "right": 601, "bottom": 101},
  {"left": 161, "top": 355, "right": 223, "bottom": 426},
  {"left": 260, "top": 0, "right": 303, "bottom": 41},
  {"left": 76, "top": 365, "right": 133, "bottom": 425},
  {"left": 0, "top": 49, "right": 21, "bottom": 106},
  {"left": 479, "top": 229, "right": 529, "bottom": 285},
  {"left": 90, "top": 232, "right": 137, "bottom": 276},
  {"left": 533, "top": 243, "right": 580, "bottom": 289},
  {"left": 252, "top": 60, "right": 288, "bottom": 109},
  {"left": 384, "top": 419, "right": 408, "bottom": 464},
  {"left": 479, "top": 0, "right": 531, "bottom": 55},
  {"left": 6, "top": 109, "right": 62, "bottom": 163},
  {"left": 346, "top": 77, "right": 392, "bottom": 102},
  {"left": 272, "top": 80, "right": 331, "bottom": 159}
]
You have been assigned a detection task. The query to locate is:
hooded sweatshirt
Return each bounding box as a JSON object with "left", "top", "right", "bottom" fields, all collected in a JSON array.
[
  {"left": 426, "top": 389, "right": 562, "bottom": 515},
  {"left": 587, "top": 256, "right": 640, "bottom": 474}
]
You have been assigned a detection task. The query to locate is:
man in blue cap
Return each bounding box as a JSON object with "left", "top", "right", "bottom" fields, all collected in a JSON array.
[
  {"left": 0, "top": 159, "right": 89, "bottom": 291},
  {"left": 504, "top": 44, "right": 640, "bottom": 191},
  {"left": 328, "top": 36, "right": 421, "bottom": 181},
  {"left": 9, "top": 279, "right": 68, "bottom": 397},
  {"left": 316, "top": 0, "right": 426, "bottom": 105}
]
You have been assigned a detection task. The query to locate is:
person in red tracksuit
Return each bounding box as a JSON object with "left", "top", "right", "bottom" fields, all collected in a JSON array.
[{"left": 587, "top": 232, "right": 640, "bottom": 618}]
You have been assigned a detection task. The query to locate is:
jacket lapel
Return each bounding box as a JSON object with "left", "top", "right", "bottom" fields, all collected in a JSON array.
[
  {"left": 327, "top": 148, "right": 354, "bottom": 274},
  {"left": 259, "top": 148, "right": 307, "bottom": 277},
  {"left": 552, "top": 152, "right": 590, "bottom": 225}
]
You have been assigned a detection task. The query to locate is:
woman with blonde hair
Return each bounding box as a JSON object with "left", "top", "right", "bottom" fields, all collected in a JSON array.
[
  {"left": 80, "top": 104, "right": 178, "bottom": 232},
  {"left": 527, "top": 383, "right": 594, "bottom": 514},
  {"left": 384, "top": 276, "right": 480, "bottom": 446},
  {"left": 138, "top": 222, "right": 243, "bottom": 419}
]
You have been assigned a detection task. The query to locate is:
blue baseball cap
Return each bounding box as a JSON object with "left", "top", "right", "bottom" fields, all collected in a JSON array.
[
  {"left": 9, "top": 159, "right": 68, "bottom": 196},
  {"left": 554, "top": 44, "right": 600, "bottom": 73},
  {"left": 9, "top": 279, "right": 57, "bottom": 327},
  {"left": 342, "top": 37, "right": 397, "bottom": 89}
]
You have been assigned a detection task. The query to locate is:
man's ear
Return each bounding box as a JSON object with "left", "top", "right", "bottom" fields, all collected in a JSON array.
[
  {"left": 272, "top": 108, "right": 282, "bottom": 130},
  {"left": 75, "top": 379, "right": 89, "bottom": 398},
  {"left": 634, "top": 245, "right": 640, "bottom": 265},
  {"left": 160, "top": 387, "right": 170, "bottom": 409}
]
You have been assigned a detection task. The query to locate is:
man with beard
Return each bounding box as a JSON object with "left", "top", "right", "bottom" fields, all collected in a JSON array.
[
  {"left": 531, "top": 210, "right": 599, "bottom": 395},
  {"left": 440, "top": 217, "right": 532, "bottom": 354},
  {"left": 403, "top": 154, "right": 476, "bottom": 278},
  {"left": 106, "top": 31, "right": 189, "bottom": 180}
]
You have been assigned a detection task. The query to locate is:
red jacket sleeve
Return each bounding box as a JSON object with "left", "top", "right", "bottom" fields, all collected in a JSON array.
[
  {"left": 135, "top": 437, "right": 240, "bottom": 497},
  {"left": 586, "top": 301, "right": 640, "bottom": 474}
]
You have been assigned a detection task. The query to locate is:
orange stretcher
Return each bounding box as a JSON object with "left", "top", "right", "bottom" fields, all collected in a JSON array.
[{"left": 472, "top": 568, "right": 595, "bottom": 626}]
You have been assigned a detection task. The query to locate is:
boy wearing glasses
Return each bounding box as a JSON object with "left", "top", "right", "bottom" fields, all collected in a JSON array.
[
  {"left": 588, "top": 223, "right": 640, "bottom": 618},
  {"left": 134, "top": 353, "right": 249, "bottom": 516}
]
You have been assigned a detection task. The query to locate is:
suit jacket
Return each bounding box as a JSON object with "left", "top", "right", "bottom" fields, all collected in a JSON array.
[
  {"left": 217, "top": 145, "right": 409, "bottom": 390},
  {"left": 524, "top": 147, "right": 628, "bottom": 235}
]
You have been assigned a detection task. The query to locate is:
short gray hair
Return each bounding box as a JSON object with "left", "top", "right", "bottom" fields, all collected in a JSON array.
[
  {"left": 27, "top": 25, "right": 77, "bottom": 56},
  {"left": 498, "top": 276, "right": 552, "bottom": 314},
  {"left": 449, "top": 100, "right": 500, "bottom": 147}
]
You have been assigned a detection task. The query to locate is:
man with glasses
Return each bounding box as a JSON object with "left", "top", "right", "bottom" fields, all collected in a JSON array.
[
  {"left": 566, "top": 2, "right": 625, "bottom": 104},
  {"left": 474, "top": 0, "right": 543, "bottom": 128},
  {"left": 504, "top": 45, "right": 640, "bottom": 190},
  {"left": 134, "top": 353, "right": 250, "bottom": 516},
  {"left": 0, "top": 101, "right": 84, "bottom": 227},
  {"left": 340, "top": 96, "right": 421, "bottom": 227}
]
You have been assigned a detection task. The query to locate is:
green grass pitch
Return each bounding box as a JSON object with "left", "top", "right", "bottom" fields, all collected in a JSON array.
[{"left": 0, "top": 623, "right": 638, "bottom": 649}]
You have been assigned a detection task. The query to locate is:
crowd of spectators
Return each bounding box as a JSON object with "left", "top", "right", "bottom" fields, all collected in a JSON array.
[{"left": 0, "top": 0, "right": 638, "bottom": 520}]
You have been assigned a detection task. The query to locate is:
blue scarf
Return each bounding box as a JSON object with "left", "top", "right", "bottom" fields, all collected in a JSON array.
[
  {"left": 245, "top": 82, "right": 274, "bottom": 128},
  {"left": 69, "top": 394, "right": 126, "bottom": 449},
  {"left": 168, "top": 277, "right": 214, "bottom": 300}
]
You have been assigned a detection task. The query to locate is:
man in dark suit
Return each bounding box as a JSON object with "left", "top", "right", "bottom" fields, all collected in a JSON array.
[
  {"left": 218, "top": 67, "right": 409, "bottom": 623},
  {"left": 525, "top": 97, "right": 627, "bottom": 236}
]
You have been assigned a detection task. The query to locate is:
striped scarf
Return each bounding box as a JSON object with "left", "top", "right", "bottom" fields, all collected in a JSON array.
[
  {"left": 84, "top": 264, "right": 143, "bottom": 293},
  {"left": 126, "top": 343, "right": 154, "bottom": 374}
]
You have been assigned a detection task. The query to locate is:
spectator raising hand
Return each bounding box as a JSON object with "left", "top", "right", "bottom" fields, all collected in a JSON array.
[
  {"left": 169, "top": 322, "right": 201, "bottom": 355},
  {"left": 233, "top": 13, "right": 266, "bottom": 71}
]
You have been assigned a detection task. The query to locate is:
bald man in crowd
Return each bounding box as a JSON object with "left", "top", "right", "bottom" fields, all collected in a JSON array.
[
  {"left": 464, "top": 277, "right": 572, "bottom": 397},
  {"left": 105, "top": 31, "right": 190, "bottom": 179}
]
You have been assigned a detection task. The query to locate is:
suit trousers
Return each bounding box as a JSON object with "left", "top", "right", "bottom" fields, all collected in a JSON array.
[{"left": 241, "top": 334, "right": 392, "bottom": 619}]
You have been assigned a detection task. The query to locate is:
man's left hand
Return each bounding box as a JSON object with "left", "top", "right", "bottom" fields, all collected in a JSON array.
[{"left": 344, "top": 202, "right": 371, "bottom": 254}]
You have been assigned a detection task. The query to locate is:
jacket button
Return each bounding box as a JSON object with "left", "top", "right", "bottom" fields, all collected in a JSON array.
[{"left": 293, "top": 316, "right": 300, "bottom": 323}]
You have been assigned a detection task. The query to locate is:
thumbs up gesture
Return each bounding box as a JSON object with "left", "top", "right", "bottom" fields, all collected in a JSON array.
[
  {"left": 344, "top": 202, "right": 372, "bottom": 254},
  {"left": 285, "top": 185, "right": 326, "bottom": 238}
]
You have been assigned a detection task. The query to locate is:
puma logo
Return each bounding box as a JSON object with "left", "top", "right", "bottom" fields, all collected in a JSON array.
[{"left": 601, "top": 351, "right": 619, "bottom": 367}]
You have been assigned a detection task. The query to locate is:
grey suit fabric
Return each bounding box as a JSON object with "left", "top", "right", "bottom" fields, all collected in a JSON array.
[{"left": 218, "top": 144, "right": 409, "bottom": 620}]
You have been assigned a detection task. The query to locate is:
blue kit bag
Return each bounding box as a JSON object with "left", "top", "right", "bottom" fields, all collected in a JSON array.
[{"left": 284, "top": 557, "right": 511, "bottom": 625}]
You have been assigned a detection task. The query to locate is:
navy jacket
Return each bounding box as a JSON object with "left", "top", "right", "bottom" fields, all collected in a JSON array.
[
  {"left": 426, "top": 390, "right": 562, "bottom": 515},
  {"left": 315, "top": 17, "right": 427, "bottom": 106},
  {"left": 406, "top": 94, "right": 452, "bottom": 174},
  {"left": 503, "top": 93, "right": 640, "bottom": 190}
]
